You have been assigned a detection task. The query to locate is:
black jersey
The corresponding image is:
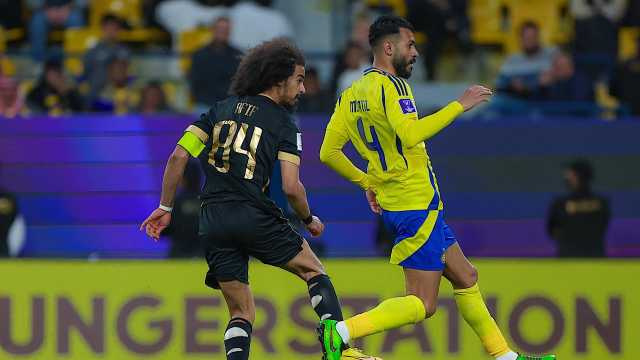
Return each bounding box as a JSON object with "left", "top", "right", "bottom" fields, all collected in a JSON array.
[{"left": 180, "top": 95, "right": 302, "bottom": 205}]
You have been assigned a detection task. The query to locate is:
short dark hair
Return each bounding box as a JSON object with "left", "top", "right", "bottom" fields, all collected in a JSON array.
[
  {"left": 368, "top": 15, "right": 415, "bottom": 48},
  {"left": 101, "top": 13, "right": 126, "bottom": 28},
  {"left": 306, "top": 66, "right": 319, "bottom": 78},
  {"left": 229, "top": 38, "right": 305, "bottom": 97},
  {"left": 567, "top": 160, "right": 594, "bottom": 183},
  {"left": 520, "top": 20, "right": 539, "bottom": 35}
]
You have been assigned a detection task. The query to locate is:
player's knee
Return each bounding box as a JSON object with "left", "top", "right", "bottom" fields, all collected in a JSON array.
[
  {"left": 416, "top": 297, "right": 437, "bottom": 319},
  {"left": 461, "top": 265, "right": 478, "bottom": 289},
  {"left": 424, "top": 300, "right": 437, "bottom": 318}
]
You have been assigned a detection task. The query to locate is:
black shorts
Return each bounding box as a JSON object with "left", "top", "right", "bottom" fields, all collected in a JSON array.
[{"left": 199, "top": 201, "right": 304, "bottom": 289}]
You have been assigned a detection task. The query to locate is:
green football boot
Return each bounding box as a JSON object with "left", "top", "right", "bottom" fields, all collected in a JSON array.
[
  {"left": 517, "top": 354, "right": 556, "bottom": 360},
  {"left": 317, "top": 319, "right": 345, "bottom": 360}
]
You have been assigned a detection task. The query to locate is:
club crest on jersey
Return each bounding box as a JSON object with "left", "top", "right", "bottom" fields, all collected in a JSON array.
[{"left": 399, "top": 99, "right": 416, "bottom": 114}]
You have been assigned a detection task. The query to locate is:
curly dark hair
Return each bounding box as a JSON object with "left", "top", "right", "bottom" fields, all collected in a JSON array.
[
  {"left": 368, "top": 15, "right": 415, "bottom": 48},
  {"left": 229, "top": 38, "right": 305, "bottom": 97}
]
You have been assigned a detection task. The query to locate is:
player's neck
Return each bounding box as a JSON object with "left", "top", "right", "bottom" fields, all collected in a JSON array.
[
  {"left": 258, "top": 91, "right": 280, "bottom": 105},
  {"left": 372, "top": 59, "right": 397, "bottom": 76}
]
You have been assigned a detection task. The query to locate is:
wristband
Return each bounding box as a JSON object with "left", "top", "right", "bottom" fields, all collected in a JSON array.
[
  {"left": 302, "top": 214, "right": 313, "bottom": 225},
  {"left": 159, "top": 204, "right": 173, "bottom": 213}
]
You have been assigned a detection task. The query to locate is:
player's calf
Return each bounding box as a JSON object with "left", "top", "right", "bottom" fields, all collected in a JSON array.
[
  {"left": 224, "top": 318, "right": 252, "bottom": 360},
  {"left": 308, "top": 274, "right": 344, "bottom": 321}
]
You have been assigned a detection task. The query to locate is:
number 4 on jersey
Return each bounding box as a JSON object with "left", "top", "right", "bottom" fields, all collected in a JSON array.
[
  {"left": 357, "top": 117, "right": 387, "bottom": 171},
  {"left": 209, "top": 120, "right": 263, "bottom": 179}
]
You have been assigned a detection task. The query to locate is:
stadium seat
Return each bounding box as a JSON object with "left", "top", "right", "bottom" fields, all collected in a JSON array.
[
  {"left": 63, "top": 29, "right": 101, "bottom": 76},
  {"left": 0, "top": 28, "right": 5, "bottom": 54},
  {"left": 178, "top": 28, "right": 213, "bottom": 75},
  {"left": 619, "top": 27, "right": 640, "bottom": 61},
  {"left": 469, "top": 0, "right": 570, "bottom": 52},
  {"left": 3, "top": 27, "right": 25, "bottom": 43},
  {"left": 90, "top": 0, "right": 144, "bottom": 28},
  {"left": 365, "top": 0, "right": 407, "bottom": 17},
  {"left": 503, "top": 0, "right": 570, "bottom": 53},
  {"left": 469, "top": 0, "right": 505, "bottom": 45},
  {"left": 0, "top": 56, "right": 15, "bottom": 77}
]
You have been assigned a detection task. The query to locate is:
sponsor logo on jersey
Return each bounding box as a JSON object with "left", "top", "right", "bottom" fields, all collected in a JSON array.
[{"left": 399, "top": 99, "right": 416, "bottom": 114}]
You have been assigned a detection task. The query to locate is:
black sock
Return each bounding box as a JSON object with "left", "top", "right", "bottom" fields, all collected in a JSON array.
[
  {"left": 224, "top": 318, "right": 252, "bottom": 360},
  {"left": 307, "top": 274, "right": 344, "bottom": 321}
]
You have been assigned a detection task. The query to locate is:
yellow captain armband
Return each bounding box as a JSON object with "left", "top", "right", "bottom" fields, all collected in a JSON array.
[{"left": 177, "top": 131, "right": 205, "bottom": 157}]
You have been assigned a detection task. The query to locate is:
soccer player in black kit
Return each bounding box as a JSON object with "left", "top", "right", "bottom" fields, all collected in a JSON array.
[{"left": 141, "top": 39, "right": 378, "bottom": 360}]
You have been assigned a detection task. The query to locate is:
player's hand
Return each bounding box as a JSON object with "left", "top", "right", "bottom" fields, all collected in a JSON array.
[
  {"left": 305, "top": 216, "right": 325, "bottom": 237},
  {"left": 366, "top": 189, "right": 382, "bottom": 215},
  {"left": 457, "top": 85, "right": 493, "bottom": 112},
  {"left": 140, "top": 208, "right": 172, "bottom": 241}
]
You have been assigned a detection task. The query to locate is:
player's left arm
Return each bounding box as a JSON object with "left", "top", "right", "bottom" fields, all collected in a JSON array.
[
  {"left": 386, "top": 81, "right": 492, "bottom": 148},
  {"left": 141, "top": 111, "right": 212, "bottom": 240},
  {"left": 319, "top": 103, "right": 370, "bottom": 190}
]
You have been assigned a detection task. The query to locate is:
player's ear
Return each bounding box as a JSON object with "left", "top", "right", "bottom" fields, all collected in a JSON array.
[{"left": 383, "top": 40, "right": 394, "bottom": 57}]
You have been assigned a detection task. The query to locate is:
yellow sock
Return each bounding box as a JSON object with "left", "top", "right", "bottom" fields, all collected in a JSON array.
[
  {"left": 454, "top": 283, "right": 511, "bottom": 357},
  {"left": 344, "top": 295, "right": 426, "bottom": 340}
]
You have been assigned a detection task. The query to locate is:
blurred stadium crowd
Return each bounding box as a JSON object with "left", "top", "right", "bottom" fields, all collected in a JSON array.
[{"left": 0, "top": 0, "right": 638, "bottom": 118}]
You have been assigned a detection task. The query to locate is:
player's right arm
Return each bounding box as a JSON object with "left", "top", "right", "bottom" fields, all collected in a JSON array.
[
  {"left": 319, "top": 101, "right": 370, "bottom": 190},
  {"left": 140, "top": 111, "right": 212, "bottom": 240},
  {"left": 279, "top": 118, "right": 324, "bottom": 237},
  {"left": 384, "top": 81, "right": 493, "bottom": 148}
]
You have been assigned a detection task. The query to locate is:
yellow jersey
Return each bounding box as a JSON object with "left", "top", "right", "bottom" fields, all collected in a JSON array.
[{"left": 320, "top": 67, "right": 464, "bottom": 211}]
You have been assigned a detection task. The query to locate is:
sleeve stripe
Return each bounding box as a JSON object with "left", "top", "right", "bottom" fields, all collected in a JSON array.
[
  {"left": 389, "top": 74, "right": 408, "bottom": 96},
  {"left": 386, "top": 75, "right": 403, "bottom": 95},
  {"left": 381, "top": 84, "right": 386, "bottom": 114},
  {"left": 185, "top": 125, "right": 209, "bottom": 143},
  {"left": 278, "top": 151, "right": 301, "bottom": 166},
  {"left": 398, "top": 77, "right": 408, "bottom": 96}
]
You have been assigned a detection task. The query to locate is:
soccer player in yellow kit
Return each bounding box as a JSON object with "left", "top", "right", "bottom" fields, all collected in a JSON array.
[{"left": 318, "top": 15, "right": 555, "bottom": 360}]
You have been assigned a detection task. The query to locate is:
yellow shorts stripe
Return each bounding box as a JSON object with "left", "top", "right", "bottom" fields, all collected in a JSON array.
[
  {"left": 389, "top": 210, "right": 439, "bottom": 265},
  {"left": 177, "top": 132, "right": 205, "bottom": 157}
]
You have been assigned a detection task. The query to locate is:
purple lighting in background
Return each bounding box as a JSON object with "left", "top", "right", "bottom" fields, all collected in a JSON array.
[{"left": 0, "top": 115, "right": 639, "bottom": 258}]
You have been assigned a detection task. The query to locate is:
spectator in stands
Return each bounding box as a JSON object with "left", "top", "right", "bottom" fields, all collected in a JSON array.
[
  {"left": 91, "top": 57, "right": 137, "bottom": 114},
  {"left": 163, "top": 160, "right": 203, "bottom": 258},
  {"left": 0, "top": 77, "right": 24, "bottom": 118},
  {"left": 0, "top": 187, "right": 19, "bottom": 257},
  {"left": 83, "top": 14, "right": 130, "bottom": 107},
  {"left": 496, "top": 21, "right": 556, "bottom": 98},
  {"left": 331, "top": 14, "right": 372, "bottom": 95},
  {"left": 156, "top": 0, "right": 293, "bottom": 51},
  {"left": 538, "top": 52, "right": 593, "bottom": 102},
  {"left": 27, "top": 58, "right": 84, "bottom": 115},
  {"left": 336, "top": 41, "right": 370, "bottom": 96},
  {"left": 0, "top": 0, "right": 24, "bottom": 31},
  {"left": 622, "top": 0, "right": 640, "bottom": 25},
  {"left": 138, "top": 81, "right": 173, "bottom": 114},
  {"left": 571, "top": 0, "right": 627, "bottom": 76},
  {"left": 296, "top": 67, "right": 333, "bottom": 113},
  {"left": 609, "top": 36, "right": 640, "bottom": 115},
  {"left": 226, "top": 0, "right": 294, "bottom": 51},
  {"left": 189, "top": 16, "right": 241, "bottom": 113},
  {"left": 547, "top": 160, "right": 610, "bottom": 258},
  {"left": 29, "top": 0, "right": 85, "bottom": 61},
  {"left": 407, "top": 0, "right": 472, "bottom": 80}
]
